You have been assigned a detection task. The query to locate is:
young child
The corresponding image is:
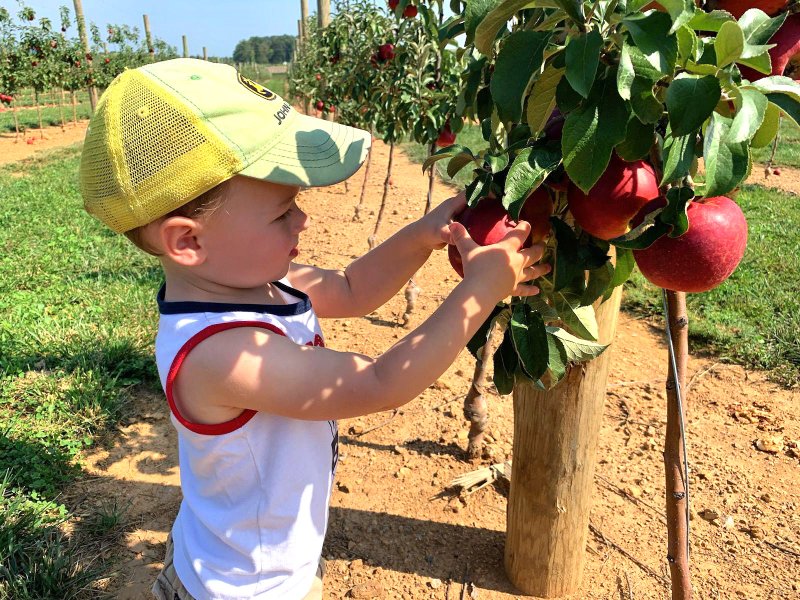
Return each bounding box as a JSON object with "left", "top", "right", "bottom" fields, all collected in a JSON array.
[{"left": 79, "top": 58, "right": 549, "bottom": 600}]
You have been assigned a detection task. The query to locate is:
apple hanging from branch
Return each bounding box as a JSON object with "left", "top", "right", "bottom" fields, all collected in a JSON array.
[{"left": 632, "top": 196, "right": 748, "bottom": 293}]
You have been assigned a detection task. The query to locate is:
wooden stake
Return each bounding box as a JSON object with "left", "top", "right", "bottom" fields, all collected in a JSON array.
[
  {"left": 143, "top": 14, "right": 155, "bottom": 62},
  {"left": 317, "top": 0, "right": 331, "bottom": 28},
  {"left": 203, "top": 46, "right": 208, "bottom": 60},
  {"left": 182, "top": 35, "right": 189, "bottom": 58},
  {"left": 505, "top": 285, "right": 623, "bottom": 596},
  {"left": 73, "top": 0, "right": 98, "bottom": 112},
  {"left": 300, "top": 0, "right": 309, "bottom": 40},
  {"left": 663, "top": 289, "right": 692, "bottom": 600}
]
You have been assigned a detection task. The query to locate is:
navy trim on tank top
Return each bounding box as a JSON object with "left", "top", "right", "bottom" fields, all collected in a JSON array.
[{"left": 156, "top": 281, "right": 312, "bottom": 316}]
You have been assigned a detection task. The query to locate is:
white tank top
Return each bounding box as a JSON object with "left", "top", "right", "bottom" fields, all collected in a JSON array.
[{"left": 154, "top": 280, "right": 338, "bottom": 600}]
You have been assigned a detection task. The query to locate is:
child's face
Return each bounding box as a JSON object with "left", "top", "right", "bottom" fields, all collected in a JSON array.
[{"left": 198, "top": 175, "right": 308, "bottom": 288}]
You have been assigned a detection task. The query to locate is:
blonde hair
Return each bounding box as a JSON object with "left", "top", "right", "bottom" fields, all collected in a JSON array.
[{"left": 124, "top": 180, "right": 230, "bottom": 255}]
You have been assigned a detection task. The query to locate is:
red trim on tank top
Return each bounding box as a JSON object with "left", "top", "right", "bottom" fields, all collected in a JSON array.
[{"left": 166, "top": 321, "right": 288, "bottom": 435}]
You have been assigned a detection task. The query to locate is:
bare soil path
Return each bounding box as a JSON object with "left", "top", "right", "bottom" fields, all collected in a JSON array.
[{"left": 4, "top": 125, "right": 799, "bottom": 599}]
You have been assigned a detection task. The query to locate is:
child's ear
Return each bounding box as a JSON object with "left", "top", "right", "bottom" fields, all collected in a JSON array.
[{"left": 159, "top": 216, "right": 206, "bottom": 266}]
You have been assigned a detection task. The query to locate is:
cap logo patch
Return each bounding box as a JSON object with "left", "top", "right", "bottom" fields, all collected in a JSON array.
[{"left": 237, "top": 73, "right": 277, "bottom": 101}]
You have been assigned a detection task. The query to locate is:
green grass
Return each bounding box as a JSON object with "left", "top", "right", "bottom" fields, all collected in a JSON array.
[
  {"left": 0, "top": 145, "right": 163, "bottom": 597},
  {"left": 403, "top": 122, "right": 487, "bottom": 189},
  {"left": 402, "top": 127, "right": 800, "bottom": 386}
]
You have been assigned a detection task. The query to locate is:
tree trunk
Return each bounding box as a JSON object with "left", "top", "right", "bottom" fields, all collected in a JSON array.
[
  {"left": 71, "top": 90, "right": 78, "bottom": 124},
  {"left": 663, "top": 290, "right": 692, "bottom": 600},
  {"left": 35, "top": 91, "right": 43, "bottom": 138},
  {"left": 12, "top": 102, "right": 20, "bottom": 141},
  {"left": 368, "top": 141, "right": 394, "bottom": 250},
  {"left": 73, "top": 0, "right": 98, "bottom": 111},
  {"left": 505, "top": 285, "right": 622, "bottom": 596},
  {"left": 353, "top": 145, "right": 373, "bottom": 221}
]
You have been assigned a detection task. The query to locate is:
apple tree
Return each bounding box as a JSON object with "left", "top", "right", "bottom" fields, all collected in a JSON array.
[{"left": 423, "top": 1, "right": 800, "bottom": 598}]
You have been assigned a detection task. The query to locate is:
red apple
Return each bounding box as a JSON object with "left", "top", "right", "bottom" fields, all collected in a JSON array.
[
  {"left": 715, "top": 0, "right": 787, "bottom": 18},
  {"left": 315, "top": 73, "right": 322, "bottom": 81},
  {"left": 435, "top": 122, "right": 456, "bottom": 147},
  {"left": 378, "top": 43, "right": 395, "bottom": 61},
  {"left": 388, "top": 0, "right": 400, "bottom": 9},
  {"left": 632, "top": 196, "right": 748, "bottom": 293},
  {"left": 740, "top": 14, "right": 800, "bottom": 81},
  {"left": 567, "top": 153, "right": 659, "bottom": 240},
  {"left": 315, "top": 100, "right": 324, "bottom": 111},
  {"left": 403, "top": 4, "right": 418, "bottom": 18},
  {"left": 544, "top": 108, "right": 564, "bottom": 141},
  {"left": 448, "top": 196, "right": 520, "bottom": 278},
  {"left": 104, "top": 58, "right": 110, "bottom": 64},
  {"left": 519, "top": 187, "right": 554, "bottom": 244}
]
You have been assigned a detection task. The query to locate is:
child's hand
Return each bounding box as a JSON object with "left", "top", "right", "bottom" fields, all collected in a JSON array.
[
  {"left": 413, "top": 192, "right": 468, "bottom": 250},
  {"left": 445, "top": 220, "right": 550, "bottom": 299}
]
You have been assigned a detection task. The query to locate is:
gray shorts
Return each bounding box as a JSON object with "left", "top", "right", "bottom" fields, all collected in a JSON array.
[{"left": 151, "top": 534, "right": 325, "bottom": 600}]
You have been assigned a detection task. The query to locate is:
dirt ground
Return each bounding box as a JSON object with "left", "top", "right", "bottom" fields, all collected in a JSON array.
[{"left": 4, "top": 125, "right": 800, "bottom": 599}]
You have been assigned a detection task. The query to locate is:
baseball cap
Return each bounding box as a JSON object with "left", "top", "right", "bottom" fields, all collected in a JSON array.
[{"left": 79, "top": 58, "right": 371, "bottom": 233}]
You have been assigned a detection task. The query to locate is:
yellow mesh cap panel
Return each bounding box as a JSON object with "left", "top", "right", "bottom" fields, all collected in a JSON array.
[{"left": 80, "top": 70, "right": 242, "bottom": 233}]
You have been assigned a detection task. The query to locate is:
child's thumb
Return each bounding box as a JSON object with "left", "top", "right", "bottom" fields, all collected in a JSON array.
[{"left": 448, "top": 222, "right": 476, "bottom": 253}]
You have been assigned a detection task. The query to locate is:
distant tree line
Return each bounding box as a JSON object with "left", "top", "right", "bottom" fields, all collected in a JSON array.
[{"left": 232, "top": 35, "right": 294, "bottom": 64}]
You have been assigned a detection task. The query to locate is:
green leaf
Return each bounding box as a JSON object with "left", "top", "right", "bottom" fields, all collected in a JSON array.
[
  {"left": 747, "top": 76, "right": 800, "bottom": 103},
  {"left": 551, "top": 218, "right": 585, "bottom": 292},
  {"left": 582, "top": 262, "right": 615, "bottom": 306},
  {"left": 715, "top": 21, "right": 745, "bottom": 68},
  {"left": 524, "top": 295, "right": 560, "bottom": 322},
  {"left": 616, "top": 116, "right": 656, "bottom": 161},
  {"left": 676, "top": 25, "right": 698, "bottom": 67},
  {"left": 563, "top": 72, "right": 630, "bottom": 193},
  {"left": 493, "top": 330, "right": 518, "bottom": 395},
  {"left": 617, "top": 42, "right": 636, "bottom": 100},
  {"left": 555, "top": 292, "right": 599, "bottom": 340},
  {"left": 623, "top": 11, "right": 678, "bottom": 74},
  {"left": 688, "top": 10, "right": 735, "bottom": 33},
  {"left": 527, "top": 63, "right": 565, "bottom": 134},
  {"left": 750, "top": 100, "right": 781, "bottom": 148},
  {"left": 554, "top": 0, "right": 585, "bottom": 25},
  {"left": 608, "top": 247, "right": 636, "bottom": 291},
  {"left": 666, "top": 74, "right": 721, "bottom": 136},
  {"left": 423, "top": 144, "right": 469, "bottom": 172},
  {"left": 703, "top": 112, "right": 750, "bottom": 198},
  {"left": 556, "top": 75, "right": 583, "bottom": 112},
  {"left": 510, "top": 303, "right": 549, "bottom": 380},
  {"left": 487, "top": 153, "right": 511, "bottom": 173},
  {"left": 728, "top": 88, "right": 768, "bottom": 143},
  {"left": 545, "top": 332, "right": 568, "bottom": 383},
  {"left": 651, "top": 0, "right": 697, "bottom": 34},
  {"left": 466, "top": 0, "right": 502, "bottom": 46},
  {"left": 610, "top": 207, "right": 671, "bottom": 249},
  {"left": 546, "top": 326, "right": 609, "bottom": 362},
  {"left": 766, "top": 93, "right": 800, "bottom": 129},
  {"left": 447, "top": 152, "right": 480, "bottom": 178},
  {"left": 660, "top": 186, "right": 694, "bottom": 237},
  {"left": 475, "top": 0, "right": 538, "bottom": 55},
  {"left": 491, "top": 31, "right": 552, "bottom": 123},
  {"left": 661, "top": 129, "right": 697, "bottom": 185},
  {"left": 738, "top": 52, "right": 772, "bottom": 77},
  {"left": 565, "top": 30, "right": 603, "bottom": 99},
  {"left": 739, "top": 8, "right": 786, "bottom": 47},
  {"left": 503, "top": 146, "right": 562, "bottom": 219},
  {"left": 467, "top": 304, "right": 507, "bottom": 359}
]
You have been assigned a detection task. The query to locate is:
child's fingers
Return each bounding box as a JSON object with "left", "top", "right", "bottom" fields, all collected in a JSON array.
[
  {"left": 512, "top": 283, "right": 541, "bottom": 297},
  {"left": 501, "top": 221, "right": 533, "bottom": 249}
]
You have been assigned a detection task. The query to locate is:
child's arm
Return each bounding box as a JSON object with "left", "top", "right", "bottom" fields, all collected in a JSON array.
[
  {"left": 173, "top": 222, "right": 550, "bottom": 423},
  {"left": 287, "top": 193, "right": 466, "bottom": 318}
]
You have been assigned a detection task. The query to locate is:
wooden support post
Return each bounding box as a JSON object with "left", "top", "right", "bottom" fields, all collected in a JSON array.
[
  {"left": 300, "top": 0, "right": 309, "bottom": 40},
  {"left": 505, "top": 285, "right": 623, "bottom": 596},
  {"left": 203, "top": 46, "right": 208, "bottom": 60},
  {"left": 183, "top": 35, "right": 189, "bottom": 58},
  {"left": 317, "top": 0, "right": 330, "bottom": 28},
  {"left": 143, "top": 14, "right": 155, "bottom": 62},
  {"left": 72, "top": 0, "right": 98, "bottom": 112}
]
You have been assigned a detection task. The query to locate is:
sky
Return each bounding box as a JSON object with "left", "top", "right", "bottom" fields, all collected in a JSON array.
[{"left": 9, "top": 1, "right": 322, "bottom": 58}]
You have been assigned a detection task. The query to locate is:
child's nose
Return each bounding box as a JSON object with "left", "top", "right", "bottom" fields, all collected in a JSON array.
[{"left": 295, "top": 208, "right": 310, "bottom": 232}]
